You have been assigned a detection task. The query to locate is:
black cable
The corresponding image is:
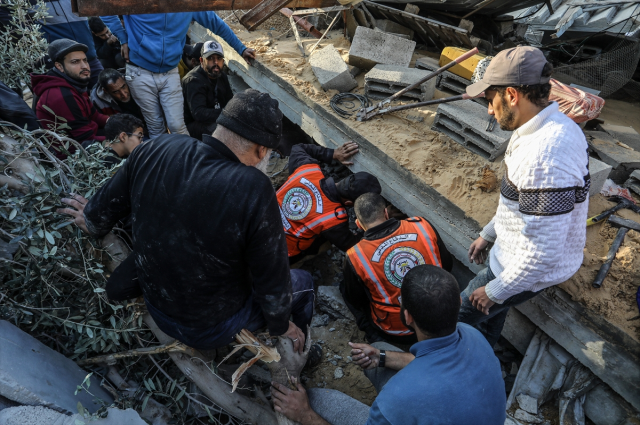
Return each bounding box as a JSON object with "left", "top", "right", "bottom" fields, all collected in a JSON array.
[{"left": 330, "top": 93, "right": 371, "bottom": 118}]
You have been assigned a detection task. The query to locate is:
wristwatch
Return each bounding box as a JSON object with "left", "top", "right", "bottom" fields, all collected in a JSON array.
[{"left": 378, "top": 350, "right": 386, "bottom": 368}]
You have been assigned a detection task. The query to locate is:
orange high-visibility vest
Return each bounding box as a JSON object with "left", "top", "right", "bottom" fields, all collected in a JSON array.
[
  {"left": 346, "top": 218, "right": 442, "bottom": 336},
  {"left": 276, "top": 164, "right": 348, "bottom": 257}
]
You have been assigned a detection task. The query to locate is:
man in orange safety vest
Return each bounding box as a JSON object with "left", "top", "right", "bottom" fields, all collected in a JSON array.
[
  {"left": 342, "top": 193, "right": 453, "bottom": 345},
  {"left": 277, "top": 142, "right": 381, "bottom": 265}
]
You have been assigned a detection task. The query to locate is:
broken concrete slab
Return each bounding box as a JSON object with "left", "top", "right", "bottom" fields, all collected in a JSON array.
[
  {"left": 364, "top": 64, "right": 435, "bottom": 102},
  {"left": 431, "top": 99, "right": 512, "bottom": 161},
  {"left": 585, "top": 131, "right": 640, "bottom": 183},
  {"left": 310, "top": 45, "right": 358, "bottom": 92},
  {"left": 597, "top": 123, "right": 640, "bottom": 152},
  {"left": 317, "top": 286, "right": 355, "bottom": 321},
  {"left": 624, "top": 169, "right": 640, "bottom": 196},
  {"left": 0, "top": 320, "right": 113, "bottom": 414},
  {"left": 311, "top": 313, "right": 330, "bottom": 327},
  {"left": 348, "top": 26, "right": 416, "bottom": 69},
  {"left": 374, "top": 19, "right": 414, "bottom": 39},
  {"left": 517, "top": 394, "right": 539, "bottom": 415},
  {"left": 374, "top": 27, "right": 411, "bottom": 40},
  {"left": 589, "top": 156, "right": 612, "bottom": 197},
  {"left": 514, "top": 409, "right": 543, "bottom": 424},
  {"left": 0, "top": 406, "right": 145, "bottom": 425}
]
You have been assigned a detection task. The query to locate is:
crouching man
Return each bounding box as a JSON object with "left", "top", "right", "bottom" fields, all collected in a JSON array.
[
  {"left": 342, "top": 193, "right": 453, "bottom": 345},
  {"left": 271, "top": 265, "right": 506, "bottom": 425},
  {"left": 58, "top": 90, "right": 315, "bottom": 354}
]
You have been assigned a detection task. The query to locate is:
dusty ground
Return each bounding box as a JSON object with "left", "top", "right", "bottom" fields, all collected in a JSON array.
[{"left": 234, "top": 21, "right": 640, "bottom": 342}]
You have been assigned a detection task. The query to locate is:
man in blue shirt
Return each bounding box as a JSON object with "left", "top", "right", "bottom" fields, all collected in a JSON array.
[
  {"left": 101, "top": 13, "right": 255, "bottom": 137},
  {"left": 271, "top": 265, "right": 506, "bottom": 425}
]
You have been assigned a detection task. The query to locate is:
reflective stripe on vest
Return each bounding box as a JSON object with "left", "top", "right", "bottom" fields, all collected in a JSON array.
[
  {"left": 346, "top": 218, "right": 442, "bottom": 335},
  {"left": 276, "top": 164, "right": 347, "bottom": 257}
]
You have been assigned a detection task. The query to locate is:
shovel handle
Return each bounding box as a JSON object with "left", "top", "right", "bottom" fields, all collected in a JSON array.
[{"left": 592, "top": 227, "right": 628, "bottom": 288}]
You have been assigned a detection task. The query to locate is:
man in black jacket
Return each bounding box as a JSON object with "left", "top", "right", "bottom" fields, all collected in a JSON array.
[
  {"left": 57, "top": 90, "right": 312, "bottom": 353},
  {"left": 182, "top": 40, "right": 233, "bottom": 141},
  {"left": 88, "top": 17, "right": 124, "bottom": 70}
]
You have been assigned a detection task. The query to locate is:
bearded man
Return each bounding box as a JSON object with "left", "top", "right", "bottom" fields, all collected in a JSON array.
[
  {"left": 182, "top": 40, "right": 234, "bottom": 141},
  {"left": 461, "top": 46, "right": 589, "bottom": 347},
  {"left": 59, "top": 90, "right": 314, "bottom": 354}
]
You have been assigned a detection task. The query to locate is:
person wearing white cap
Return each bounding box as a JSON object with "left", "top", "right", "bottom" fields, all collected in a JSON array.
[
  {"left": 461, "top": 46, "right": 590, "bottom": 347},
  {"left": 182, "top": 41, "right": 234, "bottom": 140}
]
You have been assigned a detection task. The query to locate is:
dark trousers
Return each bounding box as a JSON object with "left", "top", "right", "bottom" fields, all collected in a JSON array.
[
  {"left": 457, "top": 259, "right": 539, "bottom": 348},
  {"left": 106, "top": 255, "right": 315, "bottom": 350}
]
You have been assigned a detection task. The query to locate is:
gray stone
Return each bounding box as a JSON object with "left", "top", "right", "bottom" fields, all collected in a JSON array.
[
  {"left": 514, "top": 409, "right": 543, "bottom": 424},
  {"left": 0, "top": 321, "right": 113, "bottom": 414},
  {"left": 348, "top": 26, "right": 415, "bottom": 69},
  {"left": 404, "top": 4, "right": 420, "bottom": 14},
  {"left": 334, "top": 368, "right": 344, "bottom": 379},
  {"left": 374, "top": 19, "right": 414, "bottom": 39},
  {"left": 0, "top": 407, "right": 145, "bottom": 425},
  {"left": 588, "top": 156, "right": 612, "bottom": 197},
  {"left": 307, "top": 388, "right": 370, "bottom": 425},
  {"left": 311, "top": 314, "right": 330, "bottom": 327},
  {"left": 585, "top": 131, "right": 640, "bottom": 183},
  {"left": 516, "top": 394, "right": 539, "bottom": 415},
  {"left": 348, "top": 65, "right": 360, "bottom": 78},
  {"left": 364, "top": 64, "right": 435, "bottom": 102},
  {"left": 406, "top": 114, "right": 424, "bottom": 123},
  {"left": 597, "top": 124, "right": 640, "bottom": 152},
  {"left": 310, "top": 45, "right": 358, "bottom": 92},
  {"left": 624, "top": 169, "right": 640, "bottom": 196},
  {"left": 317, "top": 286, "right": 355, "bottom": 321},
  {"left": 431, "top": 100, "right": 512, "bottom": 161}
]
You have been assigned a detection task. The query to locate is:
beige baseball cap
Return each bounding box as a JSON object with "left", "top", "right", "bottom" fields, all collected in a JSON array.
[{"left": 466, "top": 46, "right": 550, "bottom": 97}]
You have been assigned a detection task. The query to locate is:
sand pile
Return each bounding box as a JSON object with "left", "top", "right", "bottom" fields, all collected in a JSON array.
[{"left": 229, "top": 25, "right": 640, "bottom": 341}]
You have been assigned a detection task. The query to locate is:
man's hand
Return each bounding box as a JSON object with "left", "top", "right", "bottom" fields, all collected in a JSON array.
[
  {"left": 121, "top": 43, "right": 130, "bottom": 63},
  {"left": 107, "top": 34, "right": 118, "bottom": 45},
  {"left": 469, "top": 286, "right": 495, "bottom": 315},
  {"left": 281, "top": 321, "right": 305, "bottom": 354},
  {"left": 333, "top": 141, "right": 359, "bottom": 166},
  {"left": 468, "top": 236, "right": 489, "bottom": 264},
  {"left": 271, "top": 380, "right": 329, "bottom": 425},
  {"left": 242, "top": 48, "right": 256, "bottom": 65},
  {"left": 349, "top": 342, "right": 379, "bottom": 370},
  {"left": 56, "top": 194, "right": 90, "bottom": 234}
]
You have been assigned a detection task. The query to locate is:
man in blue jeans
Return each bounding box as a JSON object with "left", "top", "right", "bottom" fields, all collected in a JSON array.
[
  {"left": 101, "top": 12, "right": 255, "bottom": 137},
  {"left": 462, "top": 47, "right": 589, "bottom": 347}
]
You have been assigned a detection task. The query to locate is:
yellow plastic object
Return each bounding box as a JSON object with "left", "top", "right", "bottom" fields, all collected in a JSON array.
[{"left": 439, "top": 47, "right": 486, "bottom": 81}]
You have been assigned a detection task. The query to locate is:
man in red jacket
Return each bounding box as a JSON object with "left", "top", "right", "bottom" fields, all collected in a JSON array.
[{"left": 31, "top": 39, "right": 109, "bottom": 158}]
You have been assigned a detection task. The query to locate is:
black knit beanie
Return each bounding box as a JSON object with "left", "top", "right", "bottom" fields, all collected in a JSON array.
[
  {"left": 216, "top": 89, "right": 283, "bottom": 148},
  {"left": 336, "top": 172, "right": 382, "bottom": 201}
]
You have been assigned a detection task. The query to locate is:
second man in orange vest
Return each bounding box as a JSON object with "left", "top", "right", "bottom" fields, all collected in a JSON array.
[
  {"left": 277, "top": 142, "right": 382, "bottom": 265},
  {"left": 342, "top": 193, "right": 453, "bottom": 345}
]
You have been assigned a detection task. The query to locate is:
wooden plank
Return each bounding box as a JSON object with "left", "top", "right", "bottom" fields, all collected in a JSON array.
[
  {"left": 71, "top": 0, "right": 336, "bottom": 17},
  {"left": 240, "top": 0, "right": 295, "bottom": 30}
]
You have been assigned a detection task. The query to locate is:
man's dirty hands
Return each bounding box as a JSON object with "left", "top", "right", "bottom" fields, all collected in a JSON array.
[
  {"left": 333, "top": 141, "right": 359, "bottom": 166},
  {"left": 349, "top": 342, "right": 380, "bottom": 370},
  {"left": 56, "top": 194, "right": 89, "bottom": 234},
  {"left": 282, "top": 321, "right": 305, "bottom": 354}
]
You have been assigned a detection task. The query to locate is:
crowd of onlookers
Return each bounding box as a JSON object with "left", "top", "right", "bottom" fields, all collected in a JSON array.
[{"left": 1, "top": 0, "right": 255, "bottom": 163}]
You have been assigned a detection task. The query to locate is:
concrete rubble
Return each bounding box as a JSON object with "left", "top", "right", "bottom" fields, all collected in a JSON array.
[
  {"left": 0, "top": 406, "right": 146, "bottom": 425},
  {"left": 431, "top": 100, "right": 512, "bottom": 161},
  {"left": 516, "top": 393, "right": 538, "bottom": 415},
  {"left": 348, "top": 26, "right": 416, "bottom": 69},
  {"left": 585, "top": 131, "right": 640, "bottom": 183},
  {"left": 310, "top": 45, "right": 358, "bottom": 93},
  {"left": 588, "top": 157, "right": 613, "bottom": 197},
  {"left": 364, "top": 64, "right": 436, "bottom": 102},
  {"left": 415, "top": 56, "right": 472, "bottom": 96},
  {"left": 0, "top": 321, "right": 113, "bottom": 414},
  {"left": 374, "top": 19, "right": 414, "bottom": 39},
  {"left": 317, "top": 286, "right": 356, "bottom": 321},
  {"left": 624, "top": 169, "right": 640, "bottom": 196},
  {"left": 597, "top": 124, "right": 640, "bottom": 152}
]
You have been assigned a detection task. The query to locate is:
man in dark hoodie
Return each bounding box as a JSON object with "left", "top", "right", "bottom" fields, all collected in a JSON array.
[
  {"left": 31, "top": 39, "right": 109, "bottom": 158},
  {"left": 182, "top": 41, "right": 233, "bottom": 141},
  {"left": 88, "top": 17, "right": 124, "bottom": 70}
]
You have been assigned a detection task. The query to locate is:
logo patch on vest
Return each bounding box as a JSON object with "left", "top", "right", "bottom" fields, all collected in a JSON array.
[
  {"left": 300, "top": 177, "right": 323, "bottom": 214},
  {"left": 282, "top": 187, "right": 313, "bottom": 221},
  {"left": 372, "top": 234, "right": 418, "bottom": 262},
  {"left": 384, "top": 247, "right": 425, "bottom": 288}
]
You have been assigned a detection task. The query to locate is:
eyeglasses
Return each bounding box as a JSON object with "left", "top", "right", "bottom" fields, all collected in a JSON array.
[{"left": 126, "top": 132, "right": 144, "bottom": 140}]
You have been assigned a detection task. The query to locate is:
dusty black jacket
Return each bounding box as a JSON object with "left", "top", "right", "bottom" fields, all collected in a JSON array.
[
  {"left": 182, "top": 65, "right": 233, "bottom": 138},
  {"left": 83, "top": 134, "right": 292, "bottom": 335},
  {"left": 287, "top": 144, "right": 361, "bottom": 256},
  {"left": 341, "top": 218, "right": 453, "bottom": 341}
]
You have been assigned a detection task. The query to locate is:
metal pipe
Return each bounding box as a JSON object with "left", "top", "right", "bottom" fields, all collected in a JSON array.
[{"left": 280, "top": 8, "right": 323, "bottom": 39}]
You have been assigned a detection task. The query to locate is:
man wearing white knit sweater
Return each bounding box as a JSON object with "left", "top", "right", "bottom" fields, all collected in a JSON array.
[{"left": 460, "top": 46, "right": 590, "bottom": 347}]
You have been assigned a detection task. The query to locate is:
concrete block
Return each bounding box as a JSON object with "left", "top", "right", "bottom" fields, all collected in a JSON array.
[
  {"left": 317, "top": 286, "right": 355, "bottom": 321},
  {"left": 0, "top": 320, "right": 113, "bottom": 414},
  {"left": 348, "top": 26, "right": 415, "bottom": 69},
  {"left": 431, "top": 99, "right": 512, "bottom": 161},
  {"left": 624, "top": 169, "right": 640, "bottom": 196},
  {"left": 310, "top": 45, "right": 358, "bottom": 92},
  {"left": 364, "top": 64, "right": 435, "bottom": 101},
  {"left": 588, "top": 156, "right": 612, "bottom": 197},
  {"left": 585, "top": 131, "right": 640, "bottom": 183},
  {"left": 374, "top": 19, "right": 414, "bottom": 39},
  {"left": 404, "top": 3, "right": 420, "bottom": 14},
  {"left": 374, "top": 27, "right": 411, "bottom": 40},
  {"left": 597, "top": 123, "right": 640, "bottom": 152},
  {"left": 517, "top": 394, "right": 539, "bottom": 415}
]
